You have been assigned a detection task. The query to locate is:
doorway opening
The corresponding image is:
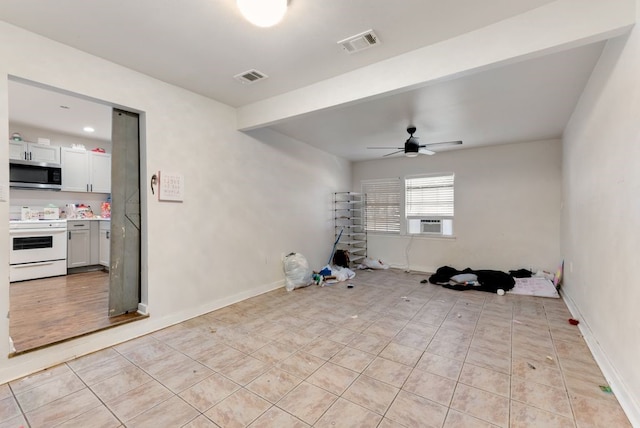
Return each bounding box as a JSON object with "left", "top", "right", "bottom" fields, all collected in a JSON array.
[{"left": 7, "top": 78, "right": 146, "bottom": 355}]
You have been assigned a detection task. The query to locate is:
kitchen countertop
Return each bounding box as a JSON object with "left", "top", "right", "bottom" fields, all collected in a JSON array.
[
  {"left": 66, "top": 217, "right": 110, "bottom": 221},
  {"left": 10, "top": 218, "right": 110, "bottom": 223}
]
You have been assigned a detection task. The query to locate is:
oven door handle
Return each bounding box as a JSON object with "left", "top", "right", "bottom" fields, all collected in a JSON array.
[
  {"left": 12, "top": 261, "right": 57, "bottom": 268},
  {"left": 10, "top": 228, "right": 67, "bottom": 235}
]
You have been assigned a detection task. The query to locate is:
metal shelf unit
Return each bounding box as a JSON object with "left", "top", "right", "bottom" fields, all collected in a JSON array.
[{"left": 333, "top": 192, "right": 366, "bottom": 266}]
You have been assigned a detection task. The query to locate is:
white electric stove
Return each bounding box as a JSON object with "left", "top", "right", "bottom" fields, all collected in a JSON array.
[{"left": 9, "top": 219, "right": 67, "bottom": 282}]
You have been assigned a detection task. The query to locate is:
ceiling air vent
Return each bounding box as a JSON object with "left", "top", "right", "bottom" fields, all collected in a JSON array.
[
  {"left": 337, "top": 30, "right": 380, "bottom": 54},
  {"left": 234, "top": 69, "right": 268, "bottom": 84}
]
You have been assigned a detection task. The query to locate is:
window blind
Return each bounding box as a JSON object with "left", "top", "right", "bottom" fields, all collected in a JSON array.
[
  {"left": 405, "top": 174, "right": 454, "bottom": 218},
  {"left": 362, "top": 178, "right": 401, "bottom": 233}
]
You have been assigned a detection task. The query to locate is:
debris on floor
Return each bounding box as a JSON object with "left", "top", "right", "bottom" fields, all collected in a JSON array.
[
  {"left": 283, "top": 252, "right": 313, "bottom": 291},
  {"left": 429, "top": 266, "right": 515, "bottom": 293},
  {"left": 568, "top": 318, "right": 580, "bottom": 325},
  {"left": 356, "top": 257, "right": 390, "bottom": 270},
  {"left": 510, "top": 277, "right": 559, "bottom": 298},
  {"left": 600, "top": 385, "right": 613, "bottom": 394},
  {"left": 313, "top": 264, "right": 355, "bottom": 285}
]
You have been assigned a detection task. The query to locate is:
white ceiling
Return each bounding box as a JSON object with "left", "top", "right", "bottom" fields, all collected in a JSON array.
[{"left": 0, "top": 1, "right": 622, "bottom": 160}]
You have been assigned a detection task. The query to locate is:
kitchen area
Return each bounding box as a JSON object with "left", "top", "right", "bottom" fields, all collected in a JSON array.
[
  {"left": 9, "top": 134, "right": 112, "bottom": 283},
  {"left": 5, "top": 79, "right": 145, "bottom": 355}
]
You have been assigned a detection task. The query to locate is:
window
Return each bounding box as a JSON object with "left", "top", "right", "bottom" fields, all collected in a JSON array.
[
  {"left": 405, "top": 173, "right": 454, "bottom": 236},
  {"left": 361, "top": 174, "right": 455, "bottom": 236},
  {"left": 362, "top": 178, "right": 401, "bottom": 233}
]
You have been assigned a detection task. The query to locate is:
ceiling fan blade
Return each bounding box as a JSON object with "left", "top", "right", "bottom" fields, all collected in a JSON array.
[
  {"left": 422, "top": 140, "right": 463, "bottom": 148},
  {"left": 418, "top": 148, "right": 435, "bottom": 155},
  {"left": 383, "top": 150, "right": 405, "bottom": 157},
  {"left": 368, "top": 146, "right": 403, "bottom": 149}
]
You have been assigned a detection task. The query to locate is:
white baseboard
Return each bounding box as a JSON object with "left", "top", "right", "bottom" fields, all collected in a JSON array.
[
  {"left": 0, "top": 279, "right": 285, "bottom": 385},
  {"left": 561, "top": 291, "right": 640, "bottom": 427},
  {"left": 389, "top": 263, "right": 435, "bottom": 274},
  {"left": 137, "top": 303, "right": 148, "bottom": 315}
]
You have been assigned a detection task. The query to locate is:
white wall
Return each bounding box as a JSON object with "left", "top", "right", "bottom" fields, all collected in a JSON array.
[
  {"left": 353, "top": 139, "right": 562, "bottom": 273},
  {"left": 0, "top": 22, "right": 350, "bottom": 383},
  {"left": 562, "top": 4, "right": 640, "bottom": 423}
]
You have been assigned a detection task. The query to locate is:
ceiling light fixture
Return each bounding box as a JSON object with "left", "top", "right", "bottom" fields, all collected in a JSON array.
[
  {"left": 237, "top": 0, "right": 287, "bottom": 27},
  {"left": 83, "top": 126, "right": 95, "bottom": 133}
]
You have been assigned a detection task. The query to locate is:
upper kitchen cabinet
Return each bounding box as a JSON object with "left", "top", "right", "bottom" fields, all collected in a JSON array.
[
  {"left": 9, "top": 140, "right": 61, "bottom": 164},
  {"left": 61, "top": 147, "right": 111, "bottom": 193}
]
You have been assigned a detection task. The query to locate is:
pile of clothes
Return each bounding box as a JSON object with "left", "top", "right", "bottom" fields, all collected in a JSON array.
[{"left": 428, "top": 266, "right": 515, "bottom": 293}]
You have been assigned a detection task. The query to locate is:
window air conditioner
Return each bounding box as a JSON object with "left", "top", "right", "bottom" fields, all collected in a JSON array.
[{"left": 420, "top": 219, "right": 442, "bottom": 234}]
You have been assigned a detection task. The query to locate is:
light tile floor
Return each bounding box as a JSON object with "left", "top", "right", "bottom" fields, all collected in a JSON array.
[{"left": 0, "top": 269, "right": 632, "bottom": 427}]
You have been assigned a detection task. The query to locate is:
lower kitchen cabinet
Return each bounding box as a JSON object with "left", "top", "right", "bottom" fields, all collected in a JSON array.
[
  {"left": 99, "top": 221, "right": 110, "bottom": 268},
  {"left": 67, "top": 221, "right": 90, "bottom": 268},
  {"left": 67, "top": 219, "right": 111, "bottom": 270}
]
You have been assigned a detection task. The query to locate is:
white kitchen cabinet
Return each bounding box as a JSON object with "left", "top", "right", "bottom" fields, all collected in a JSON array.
[
  {"left": 90, "top": 152, "right": 111, "bottom": 193},
  {"left": 61, "top": 148, "right": 111, "bottom": 193},
  {"left": 67, "top": 221, "right": 91, "bottom": 268},
  {"left": 9, "top": 141, "right": 23, "bottom": 160},
  {"left": 61, "top": 148, "right": 88, "bottom": 191},
  {"left": 99, "top": 221, "right": 110, "bottom": 268},
  {"left": 9, "top": 140, "right": 60, "bottom": 164}
]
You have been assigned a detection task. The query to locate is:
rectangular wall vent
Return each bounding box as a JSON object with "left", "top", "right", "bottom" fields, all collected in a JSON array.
[
  {"left": 338, "top": 30, "right": 380, "bottom": 54},
  {"left": 234, "top": 69, "right": 268, "bottom": 84}
]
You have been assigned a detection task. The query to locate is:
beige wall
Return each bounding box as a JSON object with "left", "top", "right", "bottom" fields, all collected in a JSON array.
[
  {"left": 0, "top": 22, "right": 350, "bottom": 383},
  {"left": 353, "top": 139, "right": 562, "bottom": 274},
  {"left": 562, "top": 3, "right": 640, "bottom": 423}
]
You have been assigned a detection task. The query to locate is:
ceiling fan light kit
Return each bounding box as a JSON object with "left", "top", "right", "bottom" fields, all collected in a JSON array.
[
  {"left": 237, "top": 0, "right": 288, "bottom": 27},
  {"left": 367, "top": 126, "right": 463, "bottom": 158}
]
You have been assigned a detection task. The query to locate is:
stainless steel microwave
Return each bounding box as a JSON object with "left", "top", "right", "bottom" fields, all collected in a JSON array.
[{"left": 9, "top": 160, "right": 62, "bottom": 190}]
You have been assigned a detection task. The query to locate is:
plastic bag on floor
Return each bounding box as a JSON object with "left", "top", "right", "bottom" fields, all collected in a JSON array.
[
  {"left": 283, "top": 252, "right": 313, "bottom": 291},
  {"left": 358, "top": 257, "right": 390, "bottom": 270},
  {"left": 321, "top": 264, "right": 356, "bottom": 284}
]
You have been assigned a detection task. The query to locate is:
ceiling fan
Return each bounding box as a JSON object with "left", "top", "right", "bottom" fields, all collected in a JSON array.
[{"left": 368, "top": 126, "right": 462, "bottom": 157}]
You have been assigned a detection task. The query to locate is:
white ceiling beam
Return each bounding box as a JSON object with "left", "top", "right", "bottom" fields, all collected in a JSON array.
[{"left": 236, "top": 0, "right": 635, "bottom": 130}]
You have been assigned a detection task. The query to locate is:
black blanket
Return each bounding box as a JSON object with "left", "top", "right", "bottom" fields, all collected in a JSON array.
[{"left": 429, "top": 266, "right": 515, "bottom": 293}]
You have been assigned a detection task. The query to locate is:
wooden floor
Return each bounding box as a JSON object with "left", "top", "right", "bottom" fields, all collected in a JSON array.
[{"left": 9, "top": 270, "right": 145, "bottom": 355}]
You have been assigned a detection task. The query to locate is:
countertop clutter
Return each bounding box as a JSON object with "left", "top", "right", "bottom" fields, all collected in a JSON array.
[
  {"left": 66, "top": 201, "right": 111, "bottom": 219},
  {"left": 11, "top": 201, "right": 111, "bottom": 221}
]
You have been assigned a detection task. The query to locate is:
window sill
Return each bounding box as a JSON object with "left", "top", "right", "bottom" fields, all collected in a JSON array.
[
  {"left": 407, "top": 233, "right": 457, "bottom": 241},
  {"left": 367, "top": 232, "right": 457, "bottom": 240}
]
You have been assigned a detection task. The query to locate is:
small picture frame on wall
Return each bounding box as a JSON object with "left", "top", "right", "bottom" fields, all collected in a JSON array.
[{"left": 158, "top": 171, "right": 184, "bottom": 202}]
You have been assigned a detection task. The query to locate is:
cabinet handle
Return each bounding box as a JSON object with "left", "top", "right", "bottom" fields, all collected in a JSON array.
[
  {"left": 68, "top": 231, "right": 71, "bottom": 240},
  {"left": 90, "top": 184, "right": 93, "bottom": 192},
  {"left": 29, "top": 152, "right": 32, "bottom": 160},
  {"left": 86, "top": 184, "right": 89, "bottom": 192},
  {"left": 106, "top": 231, "right": 110, "bottom": 239},
  {"left": 24, "top": 151, "right": 27, "bottom": 160}
]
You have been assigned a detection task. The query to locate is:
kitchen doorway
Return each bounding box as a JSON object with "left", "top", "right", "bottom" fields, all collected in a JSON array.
[{"left": 7, "top": 78, "right": 145, "bottom": 355}]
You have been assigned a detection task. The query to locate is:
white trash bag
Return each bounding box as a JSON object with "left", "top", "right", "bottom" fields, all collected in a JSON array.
[
  {"left": 283, "top": 252, "right": 313, "bottom": 291},
  {"left": 358, "top": 257, "right": 390, "bottom": 270}
]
